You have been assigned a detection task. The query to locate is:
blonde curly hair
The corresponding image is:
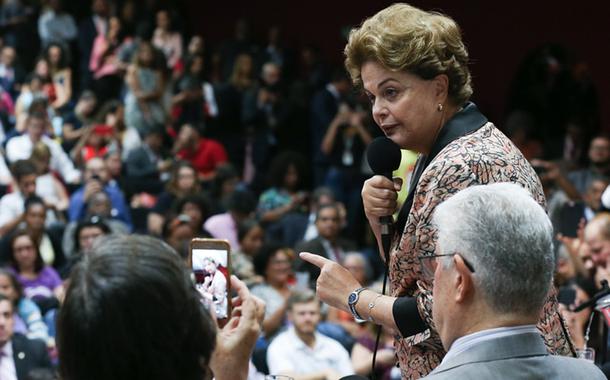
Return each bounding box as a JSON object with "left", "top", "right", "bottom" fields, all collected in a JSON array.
[{"left": 344, "top": 3, "right": 473, "bottom": 106}]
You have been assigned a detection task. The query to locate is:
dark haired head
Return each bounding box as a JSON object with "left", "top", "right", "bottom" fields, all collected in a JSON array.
[
  {"left": 44, "top": 42, "right": 71, "bottom": 70},
  {"left": 173, "top": 194, "right": 210, "bottom": 220},
  {"left": 266, "top": 150, "right": 308, "bottom": 190},
  {"left": 10, "top": 160, "right": 38, "bottom": 182},
  {"left": 73, "top": 216, "right": 111, "bottom": 253},
  {"left": 226, "top": 189, "right": 257, "bottom": 217},
  {"left": 0, "top": 268, "right": 24, "bottom": 307},
  {"left": 9, "top": 229, "right": 44, "bottom": 273},
  {"left": 57, "top": 235, "right": 216, "bottom": 380},
  {"left": 253, "top": 242, "right": 293, "bottom": 278},
  {"left": 24, "top": 195, "right": 45, "bottom": 211}
]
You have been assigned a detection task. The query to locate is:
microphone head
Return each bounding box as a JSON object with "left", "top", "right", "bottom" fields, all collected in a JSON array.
[{"left": 366, "top": 136, "right": 402, "bottom": 176}]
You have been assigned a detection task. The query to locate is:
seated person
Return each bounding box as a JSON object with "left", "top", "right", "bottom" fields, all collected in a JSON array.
[
  {"left": 125, "top": 125, "right": 172, "bottom": 195},
  {"left": 29, "top": 142, "right": 70, "bottom": 222},
  {"left": 56, "top": 234, "right": 265, "bottom": 380},
  {"left": 0, "top": 268, "right": 50, "bottom": 346},
  {"left": 204, "top": 189, "right": 257, "bottom": 251},
  {"left": 0, "top": 160, "right": 38, "bottom": 237},
  {"left": 68, "top": 157, "right": 132, "bottom": 230},
  {"left": 6, "top": 111, "right": 81, "bottom": 185},
  {"left": 62, "top": 191, "right": 128, "bottom": 257},
  {"left": 173, "top": 123, "right": 227, "bottom": 182},
  {"left": 60, "top": 216, "right": 112, "bottom": 279},
  {"left": 6, "top": 229, "right": 64, "bottom": 315},
  {"left": 0, "top": 294, "right": 52, "bottom": 380},
  {"left": 266, "top": 290, "right": 354, "bottom": 379}
]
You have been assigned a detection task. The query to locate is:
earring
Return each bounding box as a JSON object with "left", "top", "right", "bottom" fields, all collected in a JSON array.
[{"left": 437, "top": 103, "right": 443, "bottom": 112}]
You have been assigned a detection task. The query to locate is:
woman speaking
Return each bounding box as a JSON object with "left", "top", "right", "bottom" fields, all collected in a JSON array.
[{"left": 300, "top": 3, "right": 574, "bottom": 378}]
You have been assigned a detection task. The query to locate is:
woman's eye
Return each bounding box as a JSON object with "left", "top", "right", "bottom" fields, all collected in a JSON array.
[{"left": 384, "top": 88, "right": 397, "bottom": 98}]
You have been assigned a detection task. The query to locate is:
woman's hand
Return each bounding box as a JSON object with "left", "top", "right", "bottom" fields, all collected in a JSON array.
[
  {"left": 362, "top": 175, "right": 402, "bottom": 221},
  {"left": 299, "top": 252, "right": 361, "bottom": 312}
]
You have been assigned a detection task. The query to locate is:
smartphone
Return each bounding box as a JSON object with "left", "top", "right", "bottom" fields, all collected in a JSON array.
[{"left": 189, "top": 238, "right": 232, "bottom": 324}]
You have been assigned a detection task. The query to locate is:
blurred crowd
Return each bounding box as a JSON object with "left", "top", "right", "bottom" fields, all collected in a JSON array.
[{"left": 0, "top": 0, "right": 608, "bottom": 379}]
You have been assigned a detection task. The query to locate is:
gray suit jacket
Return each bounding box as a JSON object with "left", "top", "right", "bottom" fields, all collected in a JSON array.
[{"left": 424, "top": 332, "right": 604, "bottom": 380}]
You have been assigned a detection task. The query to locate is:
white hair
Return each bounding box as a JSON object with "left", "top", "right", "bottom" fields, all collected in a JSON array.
[{"left": 432, "top": 183, "right": 554, "bottom": 316}]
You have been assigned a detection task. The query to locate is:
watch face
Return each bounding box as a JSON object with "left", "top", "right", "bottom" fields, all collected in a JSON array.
[{"left": 348, "top": 292, "right": 358, "bottom": 305}]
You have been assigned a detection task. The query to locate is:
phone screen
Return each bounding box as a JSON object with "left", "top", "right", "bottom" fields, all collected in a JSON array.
[{"left": 191, "top": 243, "right": 231, "bottom": 321}]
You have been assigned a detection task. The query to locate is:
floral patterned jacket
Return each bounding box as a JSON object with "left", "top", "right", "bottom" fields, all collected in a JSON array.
[{"left": 390, "top": 121, "right": 575, "bottom": 379}]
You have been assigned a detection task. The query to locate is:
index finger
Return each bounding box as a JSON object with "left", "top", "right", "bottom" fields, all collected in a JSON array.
[
  {"left": 230, "top": 275, "right": 250, "bottom": 301},
  {"left": 299, "top": 252, "right": 333, "bottom": 269}
]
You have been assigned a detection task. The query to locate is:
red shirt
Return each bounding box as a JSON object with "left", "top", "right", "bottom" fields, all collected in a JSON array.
[{"left": 177, "top": 138, "right": 228, "bottom": 177}]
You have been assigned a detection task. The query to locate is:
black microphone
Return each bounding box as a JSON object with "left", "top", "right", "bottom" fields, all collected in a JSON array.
[{"left": 366, "top": 137, "right": 402, "bottom": 260}]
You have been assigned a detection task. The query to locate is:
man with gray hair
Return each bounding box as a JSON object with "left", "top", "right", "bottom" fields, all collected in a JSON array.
[{"left": 423, "top": 183, "right": 604, "bottom": 379}]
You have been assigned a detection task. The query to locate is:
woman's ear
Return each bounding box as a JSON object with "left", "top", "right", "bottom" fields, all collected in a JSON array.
[{"left": 432, "top": 74, "right": 449, "bottom": 103}]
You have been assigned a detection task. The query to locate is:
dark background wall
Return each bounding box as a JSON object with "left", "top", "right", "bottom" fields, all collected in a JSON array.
[{"left": 187, "top": 1, "right": 610, "bottom": 131}]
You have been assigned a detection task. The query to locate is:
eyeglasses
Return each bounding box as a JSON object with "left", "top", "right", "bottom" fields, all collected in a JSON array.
[{"left": 418, "top": 253, "right": 475, "bottom": 280}]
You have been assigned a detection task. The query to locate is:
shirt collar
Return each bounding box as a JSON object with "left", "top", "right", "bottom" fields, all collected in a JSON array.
[
  {"left": 442, "top": 324, "right": 539, "bottom": 364},
  {"left": 1, "top": 340, "right": 13, "bottom": 357}
]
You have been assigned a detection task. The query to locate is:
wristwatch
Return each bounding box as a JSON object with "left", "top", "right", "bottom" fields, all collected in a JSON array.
[{"left": 347, "top": 287, "right": 368, "bottom": 323}]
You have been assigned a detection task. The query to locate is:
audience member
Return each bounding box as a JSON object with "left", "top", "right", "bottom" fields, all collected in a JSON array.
[
  {"left": 6, "top": 112, "right": 80, "bottom": 184},
  {"left": 43, "top": 42, "right": 72, "bottom": 111},
  {"left": 232, "top": 218, "right": 265, "bottom": 287},
  {"left": 204, "top": 188, "right": 257, "bottom": 250},
  {"left": 0, "top": 294, "right": 53, "bottom": 380},
  {"left": 0, "top": 269, "right": 49, "bottom": 345},
  {"left": 295, "top": 203, "right": 357, "bottom": 287},
  {"left": 125, "top": 125, "right": 171, "bottom": 195},
  {"left": 251, "top": 243, "right": 295, "bottom": 340},
  {"left": 266, "top": 290, "right": 354, "bottom": 379},
  {"left": 422, "top": 183, "right": 603, "bottom": 379},
  {"left": 67, "top": 157, "right": 132, "bottom": 229},
  {"left": 123, "top": 41, "right": 166, "bottom": 137},
  {"left": 0, "top": 160, "right": 38, "bottom": 236},
  {"left": 57, "top": 234, "right": 264, "bottom": 380},
  {"left": 568, "top": 136, "right": 610, "bottom": 194},
  {"left": 147, "top": 161, "right": 199, "bottom": 235},
  {"left": 18, "top": 196, "right": 64, "bottom": 269},
  {"left": 6, "top": 229, "right": 64, "bottom": 314},
  {"left": 173, "top": 123, "right": 228, "bottom": 181},
  {"left": 151, "top": 9, "right": 182, "bottom": 70},
  {"left": 172, "top": 194, "right": 212, "bottom": 238},
  {"left": 37, "top": 0, "right": 77, "bottom": 47},
  {"left": 30, "top": 142, "right": 69, "bottom": 221}
]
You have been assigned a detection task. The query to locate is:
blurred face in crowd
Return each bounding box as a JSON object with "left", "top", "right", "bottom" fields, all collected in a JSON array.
[
  {"left": 25, "top": 203, "right": 46, "bottom": 233},
  {"left": 589, "top": 137, "right": 610, "bottom": 166},
  {"left": 265, "top": 250, "right": 292, "bottom": 285},
  {"left": 240, "top": 225, "right": 264, "bottom": 256},
  {"left": 27, "top": 116, "right": 46, "bottom": 143},
  {"left": 289, "top": 300, "right": 320, "bottom": 336},
  {"left": 34, "top": 58, "right": 50, "bottom": 78},
  {"left": 85, "top": 158, "right": 109, "bottom": 183},
  {"left": 137, "top": 43, "right": 154, "bottom": 66},
  {"left": 1, "top": 46, "right": 15, "bottom": 66},
  {"left": 88, "top": 192, "right": 111, "bottom": 216},
  {"left": 48, "top": 45, "right": 62, "bottom": 66},
  {"left": 17, "top": 174, "right": 37, "bottom": 198},
  {"left": 92, "top": 0, "right": 109, "bottom": 17},
  {"left": 12, "top": 235, "right": 37, "bottom": 271},
  {"left": 585, "top": 179, "right": 609, "bottom": 211},
  {"left": 79, "top": 226, "right": 106, "bottom": 252},
  {"left": 262, "top": 63, "right": 281, "bottom": 87},
  {"left": 188, "top": 35, "right": 204, "bottom": 55},
  {"left": 0, "top": 299, "right": 14, "bottom": 347},
  {"left": 584, "top": 222, "right": 610, "bottom": 268},
  {"left": 177, "top": 166, "right": 196, "bottom": 192},
  {"left": 181, "top": 202, "right": 203, "bottom": 231},
  {"left": 283, "top": 164, "right": 299, "bottom": 190},
  {"left": 105, "top": 152, "right": 122, "bottom": 178},
  {"left": 177, "top": 125, "right": 199, "bottom": 150},
  {"left": 0, "top": 274, "right": 17, "bottom": 303},
  {"left": 156, "top": 10, "right": 170, "bottom": 30},
  {"left": 316, "top": 206, "right": 340, "bottom": 240}
]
